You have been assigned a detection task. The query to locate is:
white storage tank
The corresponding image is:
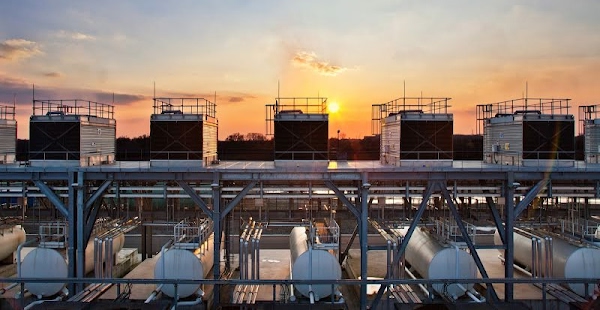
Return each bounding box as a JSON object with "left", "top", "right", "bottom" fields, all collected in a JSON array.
[
  {"left": 20, "top": 248, "right": 68, "bottom": 298},
  {"left": 289, "top": 227, "right": 342, "bottom": 301},
  {"left": 402, "top": 227, "right": 477, "bottom": 299},
  {"left": 154, "top": 234, "right": 214, "bottom": 298},
  {"left": 0, "top": 225, "right": 25, "bottom": 262},
  {"left": 495, "top": 231, "right": 600, "bottom": 296}
]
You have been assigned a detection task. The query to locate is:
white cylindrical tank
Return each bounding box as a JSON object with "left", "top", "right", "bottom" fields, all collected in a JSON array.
[
  {"left": 0, "top": 225, "right": 25, "bottom": 262},
  {"left": 289, "top": 227, "right": 342, "bottom": 301},
  {"left": 21, "top": 248, "right": 68, "bottom": 298},
  {"left": 84, "top": 232, "right": 125, "bottom": 274},
  {"left": 494, "top": 230, "right": 600, "bottom": 296},
  {"left": 154, "top": 234, "right": 214, "bottom": 299},
  {"left": 403, "top": 227, "right": 477, "bottom": 299}
]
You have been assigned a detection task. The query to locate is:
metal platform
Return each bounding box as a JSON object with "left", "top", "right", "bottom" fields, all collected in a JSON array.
[{"left": 1, "top": 160, "right": 600, "bottom": 309}]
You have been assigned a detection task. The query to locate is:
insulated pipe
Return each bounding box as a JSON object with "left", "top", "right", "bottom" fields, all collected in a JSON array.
[
  {"left": 171, "top": 289, "right": 204, "bottom": 310},
  {"left": 17, "top": 237, "right": 38, "bottom": 278},
  {"left": 144, "top": 284, "right": 163, "bottom": 303},
  {"left": 404, "top": 266, "right": 430, "bottom": 297},
  {"left": 23, "top": 287, "right": 68, "bottom": 310}
]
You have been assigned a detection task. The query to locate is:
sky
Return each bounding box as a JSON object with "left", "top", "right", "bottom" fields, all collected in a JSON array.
[{"left": 1, "top": 1, "right": 599, "bottom": 139}]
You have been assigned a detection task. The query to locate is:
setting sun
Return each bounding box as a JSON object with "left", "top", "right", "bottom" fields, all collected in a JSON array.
[{"left": 328, "top": 101, "right": 340, "bottom": 114}]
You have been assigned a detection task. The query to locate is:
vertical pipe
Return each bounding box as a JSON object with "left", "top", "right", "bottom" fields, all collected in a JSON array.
[
  {"left": 547, "top": 237, "right": 553, "bottom": 277},
  {"left": 536, "top": 239, "right": 542, "bottom": 278},
  {"left": 531, "top": 237, "right": 537, "bottom": 278},
  {"left": 386, "top": 240, "right": 391, "bottom": 279}
]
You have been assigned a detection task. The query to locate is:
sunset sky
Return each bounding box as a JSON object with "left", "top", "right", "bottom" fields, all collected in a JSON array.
[{"left": 1, "top": 1, "right": 599, "bottom": 139}]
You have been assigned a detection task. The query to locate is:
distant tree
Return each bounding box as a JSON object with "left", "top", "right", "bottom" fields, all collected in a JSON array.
[
  {"left": 226, "top": 132, "right": 245, "bottom": 141},
  {"left": 246, "top": 132, "right": 267, "bottom": 141}
]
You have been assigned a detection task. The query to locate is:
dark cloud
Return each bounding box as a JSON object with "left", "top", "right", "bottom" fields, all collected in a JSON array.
[
  {"left": 43, "top": 72, "right": 62, "bottom": 78},
  {"left": 0, "top": 39, "right": 42, "bottom": 61},
  {"left": 228, "top": 96, "right": 244, "bottom": 103},
  {"left": 292, "top": 51, "right": 348, "bottom": 76},
  {"left": 92, "top": 92, "right": 146, "bottom": 104},
  {"left": 0, "top": 75, "right": 146, "bottom": 106},
  {"left": 156, "top": 90, "right": 256, "bottom": 105}
]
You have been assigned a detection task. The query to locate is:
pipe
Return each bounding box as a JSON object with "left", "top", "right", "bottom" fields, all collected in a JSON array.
[
  {"left": 171, "top": 289, "right": 204, "bottom": 309},
  {"left": 0, "top": 283, "right": 18, "bottom": 295},
  {"left": 309, "top": 289, "right": 315, "bottom": 304},
  {"left": 498, "top": 255, "right": 532, "bottom": 276},
  {"left": 404, "top": 267, "right": 430, "bottom": 298},
  {"left": 17, "top": 237, "right": 39, "bottom": 277},
  {"left": 145, "top": 284, "right": 163, "bottom": 303},
  {"left": 531, "top": 237, "right": 537, "bottom": 277},
  {"left": 23, "top": 287, "right": 68, "bottom": 310}
]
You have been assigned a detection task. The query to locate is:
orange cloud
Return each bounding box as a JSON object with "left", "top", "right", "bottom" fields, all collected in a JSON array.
[
  {"left": 292, "top": 51, "right": 348, "bottom": 76},
  {"left": 0, "top": 39, "right": 42, "bottom": 61}
]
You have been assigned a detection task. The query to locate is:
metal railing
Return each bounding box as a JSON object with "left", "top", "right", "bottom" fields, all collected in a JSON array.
[
  {"left": 33, "top": 99, "right": 115, "bottom": 119},
  {"left": 153, "top": 97, "right": 216, "bottom": 117},
  {"left": 0, "top": 103, "right": 16, "bottom": 120}
]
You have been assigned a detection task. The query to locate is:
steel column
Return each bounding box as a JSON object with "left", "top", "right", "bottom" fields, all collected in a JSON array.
[
  {"left": 76, "top": 170, "right": 85, "bottom": 292},
  {"left": 211, "top": 176, "right": 221, "bottom": 305},
  {"left": 505, "top": 172, "right": 515, "bottom": 301},
  {"left": 67, "top": 170, "right": 76, "bottom": 294},
  {"left": 359, "top": 179, "right": 370, "bottom": 310}
]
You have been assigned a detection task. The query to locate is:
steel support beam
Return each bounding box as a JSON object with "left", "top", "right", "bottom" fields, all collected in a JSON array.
[
  {"left": 370, "top": 181, "right": 435, "bottom": 309},
  {"left": 440, "top": 182, "right": 499, "bottom": 302},
  {"left": 339, "top": 224, "right": 358, "bottom": 265},
  {"left": 220, "top": 181, "right": 257, "bottom": 220},
  {"left": 514, "top": 178, "right": 548, "bottom": 219},
  {"left": 486, "top": 197, "right": 506, "bottom": 245},
  {"left": 211, "top": 177, "right": 222, "bottom": 305},
  {"left": 67, "top": 171, "right": 76, "bottom": 294},
  {"left": 359, "top": 179, "right": 370, "bottom": 310},
  {"left": 505, "top": 172, "right": 516, "bottom": 301},
  {"left": 33, "top": 180, "right": 68, "bottom": 218},
  {"left": 177, "top": 180, "right": 214, "bottom": 219},
  {"left": 76, "top": 171, "right": 85, "bottom": 292},
  {"left": 324, "top": 180, "right": 360, "bottom": 219},
  {"left": 85, "top": 179, "right": 112, "bottom": 210}
]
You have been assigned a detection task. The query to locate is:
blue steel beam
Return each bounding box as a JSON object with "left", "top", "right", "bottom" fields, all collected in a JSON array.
[
  {"left": 211, "top": 178, "right": 222, "bottom": 306},
  {"left": 84, "top": 179, "right": 112, "bottom": 210},
  {"left": 220, "top": 181, "right": 257, "bottom": 220},
  {"left": 176, "top": 180, "right": 214, "bottom": 219},
  {"left": 67, "top": 171, "right": 76, "bottom": 295},
  {"left": 504, "top": 173, "right": 516, "bottom": 301},
  {"left": 486, "top": 197, "right": 506, "bottom": 245},
  {"left": 359, "top": 179, "right": 369, "bottom": 310},
  {"left": 33, "top": 180, "right": 69, "bottom": 218},
  {"left": 324, "top": 180, "right": 360, "bottom": 219},
  {"left": 439, "top": 182, "right": 499, "bottom": 302},
  {"left": 76, "top": 171, "right": 85, "bottom": 293},
  {"left": 514, "top": 179, "right": 548, "bottom": 219},
  {"left": 370, "top": 181, "right": 435, "bottom": 309}
]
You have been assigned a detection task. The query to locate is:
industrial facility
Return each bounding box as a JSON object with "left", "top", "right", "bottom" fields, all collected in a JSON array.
[
  {"left": 0, "top": 95, "right": 599, "bottom": 310},
  {"left": 28, "top": 99, "right": 116, "bottom": 167},
  {"left": 0, "top": 102, "right": 16, "bottom": 164},
  {"left": 150, "top": 97, "right": 218, "bottom": 167}
]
